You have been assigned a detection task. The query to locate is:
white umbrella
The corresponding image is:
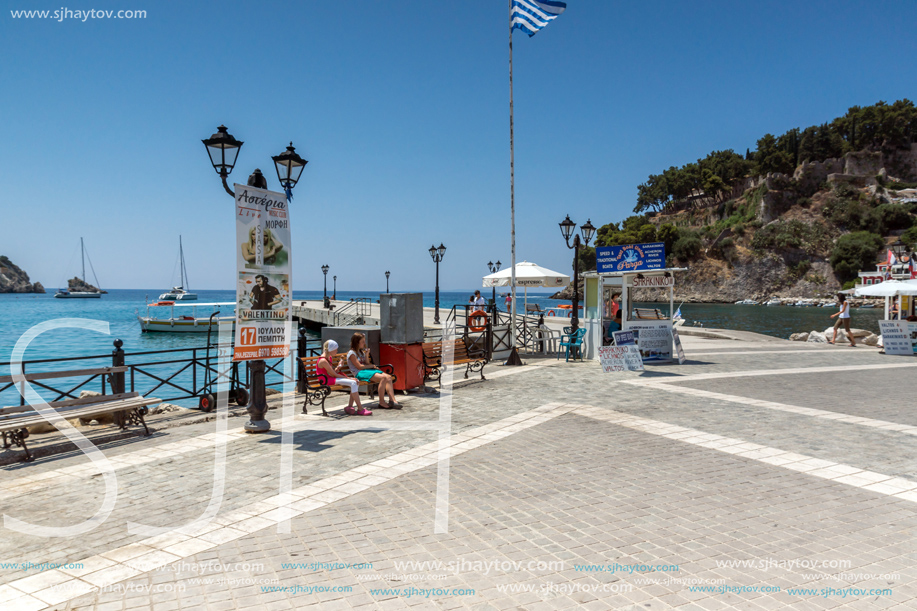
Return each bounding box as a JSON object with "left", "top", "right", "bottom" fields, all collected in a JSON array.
[
  {"left": 854, "top": 279, "right": 917, "bottom": 320},
  {"left": 482, "top": 261, "right": 571, "bottom": 314},
  {"left": 854, "top": 279, "right": 917, "bottom": 297}
]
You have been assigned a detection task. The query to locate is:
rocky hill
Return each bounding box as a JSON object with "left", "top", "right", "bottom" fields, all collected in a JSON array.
[
  {"left": 553, "top": 143, "right": 917, "bottom": 303},
  {"left": 0, "top": 256, "right": 45, "bottom": 293}
]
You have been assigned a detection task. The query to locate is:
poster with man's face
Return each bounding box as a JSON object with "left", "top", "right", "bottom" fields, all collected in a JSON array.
[{"left": 233, "top": 185, "right": 292, "bottom": 361}]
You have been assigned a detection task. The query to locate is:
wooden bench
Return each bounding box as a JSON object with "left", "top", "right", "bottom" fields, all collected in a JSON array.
[
  {"left": 0, "top": 366, "right": 160, "bottom": 461},
  {"left": 525, "top": 304, "right": 543, "bottom": 314},
  {"left": 634, "top": 308, "right": 668, "bottom": 320},
  {"left": 422, "top": 338, "right": 488, "bottom": 389},
  {"left": 298, "top": 354, "right": 396, "bottom": 416}
]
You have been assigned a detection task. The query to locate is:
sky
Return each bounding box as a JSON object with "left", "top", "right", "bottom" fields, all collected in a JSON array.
[{"left": 2, "top": 0, "right": 916, "bottom": 293}]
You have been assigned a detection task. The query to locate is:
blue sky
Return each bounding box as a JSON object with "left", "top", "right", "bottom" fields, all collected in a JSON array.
[{"left": 2, "top": 1, "right": 916, "bottom": 292}]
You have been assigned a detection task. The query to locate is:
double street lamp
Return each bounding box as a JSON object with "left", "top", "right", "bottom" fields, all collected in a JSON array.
[
  {"left": 487, "top": 260, "right": 501, "bottom": 309},
  {"left": 385, "top": 270, "right": 390, "bottom": 293},
  {"left": 201, "top": 124, "right": 307, "bottom": 433},
  {"left": 333, "top": 275, "right": 337, "bottom": 300},
  {"left": 429, "top": 244, "right": 446, "bottom": 324},
  {"left": 322, "top": 265, "right": 330, "bottom": 304},
  {"left": 558, "top": 216, "right": 596, "bottom": 333}
]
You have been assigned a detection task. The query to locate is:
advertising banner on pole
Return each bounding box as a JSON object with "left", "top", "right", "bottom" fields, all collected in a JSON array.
[{"left": 233, "top": 184, "right": 292, "bottom": 362}]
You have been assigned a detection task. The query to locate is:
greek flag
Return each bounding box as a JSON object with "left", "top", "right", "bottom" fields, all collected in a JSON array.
[{"left": 511, "top": 0, "right": 567, "bottom": 37}]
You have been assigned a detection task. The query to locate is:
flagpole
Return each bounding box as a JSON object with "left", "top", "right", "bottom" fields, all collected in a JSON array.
[{"left": 508, "top": 0, "right": 518, "bottom": 352}]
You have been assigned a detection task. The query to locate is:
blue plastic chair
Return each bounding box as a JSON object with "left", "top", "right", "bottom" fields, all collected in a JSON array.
[{"left": 558, "top": 327, "right": 587, "bottom": 362}]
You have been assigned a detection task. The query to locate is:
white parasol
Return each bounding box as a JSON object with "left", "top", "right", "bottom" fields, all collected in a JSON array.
[
  {"left": 482, "top": 261, "right": 571, "bottom": 314},
  {"left": 854, "top": 279, "right": 917, "bottom": 297}
]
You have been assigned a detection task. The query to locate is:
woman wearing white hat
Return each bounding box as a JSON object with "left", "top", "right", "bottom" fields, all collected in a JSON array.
[{"left": 316, "top": 340, "right": 371, "bottom": 416}]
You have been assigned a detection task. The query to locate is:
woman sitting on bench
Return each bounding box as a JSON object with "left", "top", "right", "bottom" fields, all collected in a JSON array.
[
  {"left": 346, "top": 333, "right": 401, "bottom": 409},
  {"left": 317, "top": 340, "right": 371, "bottom": 416}
]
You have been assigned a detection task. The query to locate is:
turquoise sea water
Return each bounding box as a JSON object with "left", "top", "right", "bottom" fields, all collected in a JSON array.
[{"left": 0, "top": 289, "right": 884, "bottom": 406}]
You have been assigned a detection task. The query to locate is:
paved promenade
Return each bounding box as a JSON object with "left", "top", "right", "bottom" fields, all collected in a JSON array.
[{"left": 1, "top": 335, "right": 916, "bottom": 610}]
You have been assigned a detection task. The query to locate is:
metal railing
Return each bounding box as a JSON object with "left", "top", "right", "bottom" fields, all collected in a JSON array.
[
  {"left": 332, "top": 297, "right": 372, "bottom": 327},
  {"left": 0, "top": 338, "right": 317, "bottom": 408}
]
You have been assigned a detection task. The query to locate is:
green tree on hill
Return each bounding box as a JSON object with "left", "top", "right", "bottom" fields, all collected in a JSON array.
[{"left": 829, "top": 232, "right": 885, "bottom": 282}]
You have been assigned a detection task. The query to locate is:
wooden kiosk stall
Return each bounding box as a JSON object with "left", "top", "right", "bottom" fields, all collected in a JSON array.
[{"left": 581, "top": 242, "right": 686, "bottom": 361}]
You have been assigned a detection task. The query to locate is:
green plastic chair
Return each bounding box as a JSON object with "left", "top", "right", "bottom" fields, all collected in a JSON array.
[{"left": 558, "top": 327, "right": 587, "bottom": 362}]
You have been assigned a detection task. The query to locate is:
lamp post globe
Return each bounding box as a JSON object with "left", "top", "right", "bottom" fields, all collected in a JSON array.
[
  {"left": 272, "top": 142, "right": 308, "bottom": 198},
  {"left": 202, "top": 125, "right": 244, "bottom": 198}
]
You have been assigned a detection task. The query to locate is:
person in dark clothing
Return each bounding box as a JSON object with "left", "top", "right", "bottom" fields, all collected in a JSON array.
[{"left": 250, "top": 275, "right": 281, "bottom": 311}]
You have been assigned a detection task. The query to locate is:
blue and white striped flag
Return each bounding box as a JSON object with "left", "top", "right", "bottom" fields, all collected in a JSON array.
[{"left": 511, "top": 0, "right": 566, "bottom": 37}]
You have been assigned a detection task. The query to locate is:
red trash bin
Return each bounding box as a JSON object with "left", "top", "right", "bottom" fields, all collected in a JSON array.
[{"left": 380, "top": 343, "right": 425, "bottom": 392}]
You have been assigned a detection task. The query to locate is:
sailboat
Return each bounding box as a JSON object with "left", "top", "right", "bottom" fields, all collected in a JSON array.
[
  {"left": 54, "top": 238, "right": 102, "bottom": 298},
  {"left": 158, "top": 236, "right": 198, "bottom": 301}
]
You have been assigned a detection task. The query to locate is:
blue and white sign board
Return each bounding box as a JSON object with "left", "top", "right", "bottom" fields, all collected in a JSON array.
[
  {"left": 612, "top": 330, "right": 637, "bottom": 346},
  {"left": 596, "top": 242, "right": 666, "bottom": 274}
]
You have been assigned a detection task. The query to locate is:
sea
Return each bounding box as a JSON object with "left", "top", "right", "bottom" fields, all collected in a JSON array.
[{"left": 0, "top": 289, "right": 885, "bottom": 407}]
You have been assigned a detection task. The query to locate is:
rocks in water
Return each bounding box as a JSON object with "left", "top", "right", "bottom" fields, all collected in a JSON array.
[
  {"left": 0, "top": 256, "right": 45, "bottom": 293},
  {"left": 67, "top": 276, "right": 102, "bottom": 293},
  {"left": 790, "top": 332, "right": 809, "bottom": 341},
  {"left": 806, "top": 331, "right": 828, "bottom": 343},
  {"left": 862, "top": 334, "right": 879, "bottom": 346},
  {"left": 847, "top": 328, "right": 871, "bottom": 338},
  {"left": 265, "top": 388, "right": 282, "bottom": 396}
]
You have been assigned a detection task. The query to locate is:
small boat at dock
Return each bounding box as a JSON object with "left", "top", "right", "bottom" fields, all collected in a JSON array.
[
  {"left": 139, "top": 302, "right": 234, "bottom": 333},
  {"left": 765, "top": 299, "right": 782, "bottom": 306},
  {"left": 734, "top": 299, "right": 758, "bottom": 305}
]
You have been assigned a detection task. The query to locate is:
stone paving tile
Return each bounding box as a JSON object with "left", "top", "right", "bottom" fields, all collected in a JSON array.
[
  {"left": 672, "top": 369, "right": 917, "bottom": 426},
  {"left": 40, "top": 412, "right": 917, "bottom": 610},
  {"left": 2, "top": 336, "right": 915, "bottom": 609}
]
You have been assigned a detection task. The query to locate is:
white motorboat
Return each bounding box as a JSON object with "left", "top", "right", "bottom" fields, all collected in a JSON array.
[
  {"left": 158, "top": 236, "right": 198, "bottom": 301},
  {"left": 54, "top": 238, "right": 103, "bottom": 298},
  {"left": 139, "top": 302, "right": 234, "bottom": 333},
  {"left": 765, "top": 299, "right": 782, "bottom": 306},
  {"left": 734, "top": 299, "right": 758, "bottom": 305}
]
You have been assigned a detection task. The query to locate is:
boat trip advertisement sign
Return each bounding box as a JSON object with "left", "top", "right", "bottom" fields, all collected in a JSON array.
[
  {"left": 233, "top": 184, "right": 292, "bottom": 362},
  {"left": 596, "top": 242, "right": 665, "bottom": 273}
]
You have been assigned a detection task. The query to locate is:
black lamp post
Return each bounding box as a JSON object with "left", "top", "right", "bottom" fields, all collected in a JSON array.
[
  {"left": 201, "top": 124, "right": 308, "bottom": 434},
  {"left": 429, "top": 243, "right": 446, "bottom": 324},
  {"left": 322, "top": 265, "right": 330, "bottom": 302},
  {"left": 385, "top": 271, "right": 390, "bottom": 293},
  {"left": 487, "top": 260, "right": 501, "bottom": 309},
  {"left": 559, "top": 216, "right": 596, "bottom": 333},
  {"left": 333, "top": 275, "right": 337, "bottom": 300}
]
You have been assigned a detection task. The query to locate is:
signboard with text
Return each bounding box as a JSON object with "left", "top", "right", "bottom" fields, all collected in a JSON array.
[
  {"left": 879, "top": 320, "right": 917, "bottom": 356},
  {"left": 612, "top": 330, "right": 637, "bottom": 346},
  {"left": 596, "top": 242, "right": 665, "bottom": 274},
  {"left": 233, "top": 184, "right": 292, "bottom": 362},
  {"left": 625, "top": 321, "right": 673, "bottom": 361},
  {"left": 598, "top": 345, "right": 644, "bottom": 372}
]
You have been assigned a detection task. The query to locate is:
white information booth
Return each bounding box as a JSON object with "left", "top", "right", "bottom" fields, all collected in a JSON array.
[{"left": 581, "top": 267, "right": 686, "bottom": 362}]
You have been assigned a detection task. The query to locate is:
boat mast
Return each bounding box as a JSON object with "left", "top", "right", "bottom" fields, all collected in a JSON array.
[
  {"left": 81, "top": 237, "right": 86, "bottom": 282},
  {"left": 179, "top": 235, "right": 188, "bottom": 290}
]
